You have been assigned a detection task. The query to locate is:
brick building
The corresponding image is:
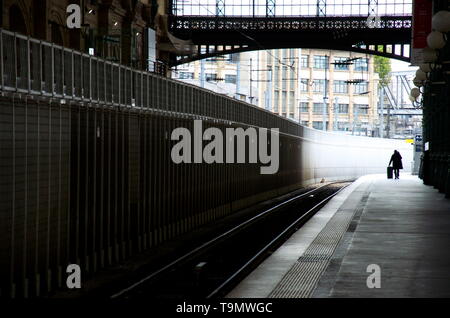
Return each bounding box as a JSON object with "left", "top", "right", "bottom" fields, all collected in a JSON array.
[{"left": 1, "top": 0, "right": 155, "bottom": 69}]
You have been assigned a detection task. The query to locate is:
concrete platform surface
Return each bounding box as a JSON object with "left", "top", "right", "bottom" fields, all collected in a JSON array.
[{"left": 227, "top": 174, "right": 450, "bottom": 298}]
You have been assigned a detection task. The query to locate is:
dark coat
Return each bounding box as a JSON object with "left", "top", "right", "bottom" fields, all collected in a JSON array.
[{"left": 389, "top": 152, "right": 403, "bottom": 169}]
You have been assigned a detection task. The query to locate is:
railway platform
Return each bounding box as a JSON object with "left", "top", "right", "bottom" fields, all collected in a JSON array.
[{"left": 227, "top": 174, "right": 450, "bottom": 298}]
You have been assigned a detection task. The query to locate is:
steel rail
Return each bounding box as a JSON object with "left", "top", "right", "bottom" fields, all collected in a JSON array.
[
  {"left": 206, "top": 182, "right": 351, "bottom": 299},
  {"left": 110, "top": 181, "right": 349, "bottom": 298}
]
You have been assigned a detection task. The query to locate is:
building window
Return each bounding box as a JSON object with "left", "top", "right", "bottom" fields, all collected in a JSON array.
[
  {"left": 205, "top": 73, "right": 217, "bottom": 81},
  {"left": 290, "top": 48, "right": 296, "bottom": 59},
  {"left": 289, "top": 91, "right": 295, "bottom": 113},
  {"left": 282, "top": 91, "right": 287, "bottom": 112},
  {"left": 334, "top": 57, "right": 350, "bottom": 70},
  {"left": 299, "top": 102, "right": 309, "bottom": 113},
  {"left": 337, "top": 103, "right": 349, "bottom": 114},
  {"left": 274, "top": 66, "right": 280, "bottom": 85},
  {"left": 313, "top": 55, "right": 328, "bottom": 69},
  {"left": 205, "top": 54, "right": 233, "bottom": 63},
  {"left": 266, "top": 53, "right": 272, "bottom": 67},
  {"left": 313, "top": 79, "right": 327, "bottom": 93},
  {"left": 337, "top": 122, "right": 350, "bottom": 131},
  {"left": 354, "top": 58, "right": 368, "bottom": 71},
  {"left": 354, "top": 104, "right": 369, "bottom": 114},
  {"left": 313, "top": 102, "right": 328, "bottom": 114},
  {"left": 301, "top": 55, "right": 309, "bottom": 68},
  {"left": 313, "top": 121, "right": 325, "bottom": 130},
  {"left": 354, "top": 82, "right": 368, "bottom": 94},
  {"left": 274, "top": 90, "right": 279, "bottom": 112},
  {"left": 333, "top": 80, "right": 348, "bottom": 94},
  {"left": 225, "top": 74, "right": 236, "bottom": 84},
  {"left": 282, "top": 66, "right": 287, "bottom": 90},
  {"left": 178, "top": 72, "right": 194, "bottom": 79},
  {"left": 300, "top": 79, "right": 309, "bottom": 92},
  {"left": 301, "top": 120, "right": 309, "bottom": 126},
  {"left": 223, "top": 54, "right": 233, "bottom": 62},
  {"left": 274, "top": 50, "right": 280, "bottom": 61}
]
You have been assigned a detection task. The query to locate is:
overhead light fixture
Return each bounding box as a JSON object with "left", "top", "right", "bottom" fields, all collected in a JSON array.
[
  {"left": 415, "top": 69, "right": 427, "bottom": 81},
  {"left": 422, "top": 47, "right": 438, "bottom": 63},
  {"left": 419, "top": 63, "right": 432, "bottom": 73},
  {"left": 409, "top": 94, "right": 423, "bottom": 108},
  {"left": 432, "top": 10, "right": 450, "bottom": 33},
  {"left": 413, "top": 77, "right": 423, "bottom": 87},
  {"left": 427, "top": 31, "right": 446, "bottom": 50},
  {"left": 410, "top": 87, "right": 421, "bottom": 99},
  {"left": 114, "top": 21, "right": 118, "bottom": 26},
  {"left": 88, "top": 9, "right": 94, "bottom": 14}
]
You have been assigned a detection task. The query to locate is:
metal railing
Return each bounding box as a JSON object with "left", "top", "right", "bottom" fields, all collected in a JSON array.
[
  {"left": 0, "top": 29, "right": 308, "bottom": 298},
  {"left": 0, "top": 28, "right": 307, "bottom": 137},
  {"left": 0, "top": 28, "right": 168, "bottom": 106}
]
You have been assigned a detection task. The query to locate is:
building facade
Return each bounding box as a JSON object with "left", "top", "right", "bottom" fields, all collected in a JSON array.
[
  {"left": 172, "top": 51, "right": 258, "bottom": 105},
  {"left": 257, "top": 48, "right": 379, "bottom": 135},
  {"left": 1, "top": 0, "right": 155, "bottom": 70}
]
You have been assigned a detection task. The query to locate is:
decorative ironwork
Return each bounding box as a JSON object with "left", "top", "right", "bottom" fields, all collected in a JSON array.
[
  {"left": 171, "top": 16, "right": 412, "bottom": 32},
  {"left": 167, "top": 1, "right": 412, "bottom": 66},
  {"left": 172, "top": 42, "right": 411, "bottom": 67},
  {"left": 170, "top": 0, "right": 413, "bottom": 17},
  {"left": 266, "top": 0, "right": 275, "bottom": 17},
  {"left": 368, "top": 0, "right": 379, "bottom": 16},
  {"left": 216, "top": 0, "right": 225, "bottom": 16},
  {"left": 317, "top": 0, "right": 327, "bottom": 17}
]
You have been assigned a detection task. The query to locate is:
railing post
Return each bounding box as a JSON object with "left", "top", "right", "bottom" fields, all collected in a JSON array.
[
  {"left": 61, "top": 46, "right": 64, "bottom": 97},
  {"left": 71, "top": 50, "right": 74, "bottom": 99},
  {"left": 80, "top": 53, "right": 83, "bottom": 99},
  {"left": 117, "top": 65, "right": 122, "bottom": 106},
  {"left": 103, "top": 61, "right": 107, "bottom": 104},
  {"left": 27, "top": 36, "right": 31, "bottom": 93},
  {"left": 141, "top": 71, "right": 143, "bottom": 108},
  {"left": 89, "top": 55, "right": 92, "bottom": 102},
  {"left": 14, "top": 32, "right": 17, "bottom": 91},
  {"left": 39, "top": 41, "right": 43, "bottom": 94},
  {"left": 1, "top": 29, "right": 3, "bottom": 89},
  {"left": 146, "top": 73, "right": 150, "bottom": 108},
  {"left": 129, "top": 68, "right": 132, "bottom": 107},
  {"left": 51, "top": 43, "right": 54, "bottom": 96},
  {"left": 94, "top": 57, "right": 97, "bottom": 102},
  {"left": 111, "top": 64, "right": 114, "bottom": 104}
]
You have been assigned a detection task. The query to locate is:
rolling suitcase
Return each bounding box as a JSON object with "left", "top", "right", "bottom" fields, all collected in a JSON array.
[{"left": 387, "top": 166, "right": 393, "bottom": 179}]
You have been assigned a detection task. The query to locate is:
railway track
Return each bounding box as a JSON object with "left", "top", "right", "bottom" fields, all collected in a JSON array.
[{"left": 111, "top": 181, "right": 352, "bottom": 299}]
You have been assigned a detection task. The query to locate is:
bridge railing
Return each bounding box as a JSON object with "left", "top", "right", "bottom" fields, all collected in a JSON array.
[{"left": 0, "top": 28, "right": 304, "bottom": 137}]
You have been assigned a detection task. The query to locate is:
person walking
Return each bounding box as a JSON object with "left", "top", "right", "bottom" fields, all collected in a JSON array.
[{"left": 389, "top": 150, "right": 403, "bottom": 179}]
